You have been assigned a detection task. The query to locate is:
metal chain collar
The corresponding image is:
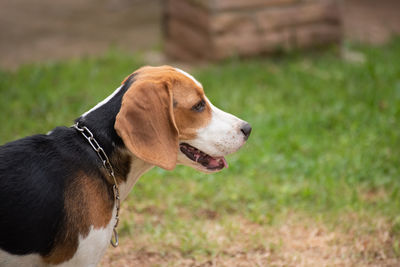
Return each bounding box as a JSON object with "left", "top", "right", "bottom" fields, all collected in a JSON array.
[{"left": 73, "top": 123, "right": 120, "bottom": 248}]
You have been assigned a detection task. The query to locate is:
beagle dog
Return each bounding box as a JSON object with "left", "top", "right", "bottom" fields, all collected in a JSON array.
[{"left": 0, "top": 66, "right": 251, "bottom": 267}]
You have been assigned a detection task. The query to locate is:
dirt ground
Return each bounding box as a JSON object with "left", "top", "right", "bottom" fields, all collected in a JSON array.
[
  {"left": 99, "top": 213, "right": 399, "bottom": 267},
  {"left": 1, "top": 0, "right": 400, "bottom": 70}
]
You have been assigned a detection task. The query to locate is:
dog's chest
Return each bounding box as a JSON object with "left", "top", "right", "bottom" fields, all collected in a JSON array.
[
  {"left": 54, "top": 204, "right": 117, "bottom": 267},
  {"left": 56, "top": 220, "right": 115, "bottom": 267}
]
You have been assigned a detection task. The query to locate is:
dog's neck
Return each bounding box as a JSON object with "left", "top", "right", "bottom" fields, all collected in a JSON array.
[
  {"left": 74, "top": 74, "right": 154, "bottom": 197},
  {"left": 75, "top": 73, "right": 137, "bottom": 154},
  {"left": 119, "top": 154, "right": 153, "bottom": 201}
]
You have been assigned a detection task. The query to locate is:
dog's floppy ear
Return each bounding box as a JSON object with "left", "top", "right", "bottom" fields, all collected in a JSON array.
[{"left": 115, "top": 80, "right": 179, "bottom": 170}]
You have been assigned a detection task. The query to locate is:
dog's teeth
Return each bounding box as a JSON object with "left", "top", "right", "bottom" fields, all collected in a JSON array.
[{"left": 220, "top": 158, "right": 228, "bottom": 168}]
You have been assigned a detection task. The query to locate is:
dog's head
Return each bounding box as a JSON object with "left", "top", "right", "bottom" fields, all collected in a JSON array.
[{"left": 115, "top": 66, "right": 251, "bottom": 173}]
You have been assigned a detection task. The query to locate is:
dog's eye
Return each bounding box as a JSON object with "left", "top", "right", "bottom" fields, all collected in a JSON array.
[{"left": 192, "top": 100, "right": 205, "bottom": 112}]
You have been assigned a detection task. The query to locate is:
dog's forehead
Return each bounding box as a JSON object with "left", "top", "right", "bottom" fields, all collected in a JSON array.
[
  {"left": 123, "top": 66, "right": 205, "bottom": 99},
  {"left": 173, "top": 68, "right": 206, "bottom": 101},
  {"left": 174, "top": 68, "right": 203, "bottom": 89}
]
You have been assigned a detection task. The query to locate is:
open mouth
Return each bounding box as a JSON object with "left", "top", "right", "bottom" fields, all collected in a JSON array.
[{"left": 179, "top": 143, "right": 228, "bottom": 171}]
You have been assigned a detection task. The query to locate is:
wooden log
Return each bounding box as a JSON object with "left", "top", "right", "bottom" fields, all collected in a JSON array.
[
  {"left": 165, "top": 40, "right": 201, "bottom": 60},
  {"left": 256, "top": 1, "right": 340, "bottom": 32},
  {"left": 261, "top": 29, "right": 292, "bottom": 52},
  {"left": 294, "top": 23, "right": 341, "bottom": 48},
  {"left": 212, "top": 31, "right": 262, "bottom": 59},
  {"left": 213, "top": 0, "right": 299, "bottom": 10},
  {"left": 167, "top": 0, "right": 210, "bottom": 33},
  {"left": 164, "top": 0, "right": 342, "bottom": 60},
  {"left": 166, "top": 17, "right": 210, "bottom": 57},
  {"left": 211, "top": 12, "right": 257, "bottom": 34}
]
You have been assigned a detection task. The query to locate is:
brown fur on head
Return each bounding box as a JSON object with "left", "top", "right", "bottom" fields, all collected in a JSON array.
[{"left": 115, "top": 66, "right": 212, "bottom": 170}]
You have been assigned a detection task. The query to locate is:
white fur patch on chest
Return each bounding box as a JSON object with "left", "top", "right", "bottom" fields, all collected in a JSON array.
[
  {"left": 55, "top": 206, "right": 116, "bottom": 267},
  {"left": 0, "top": 250, "right": 43, "bottom": 267}
]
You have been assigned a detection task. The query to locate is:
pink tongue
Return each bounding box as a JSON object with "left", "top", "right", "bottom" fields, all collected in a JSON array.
[
  {"left": 208, "top": 157, "right": 229, "bottom": 169},
  {"left": 221, "top": 157, "right": 229, "bottom": 168}
]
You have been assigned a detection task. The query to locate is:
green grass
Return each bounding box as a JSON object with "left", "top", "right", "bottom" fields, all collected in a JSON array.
[{"left": 1, "top": 39, "right": 400, "bottom": 262}]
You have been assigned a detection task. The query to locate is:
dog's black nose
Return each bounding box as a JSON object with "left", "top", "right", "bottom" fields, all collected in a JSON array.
[{"left": 240, "top": 123, "right": 252, "bottom": 140}]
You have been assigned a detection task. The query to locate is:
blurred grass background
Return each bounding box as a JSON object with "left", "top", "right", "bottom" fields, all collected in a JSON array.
[{"left": 1, "top": 39, "right": 400, "bottom": 264}]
